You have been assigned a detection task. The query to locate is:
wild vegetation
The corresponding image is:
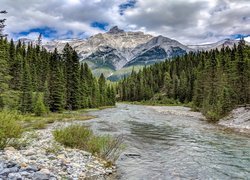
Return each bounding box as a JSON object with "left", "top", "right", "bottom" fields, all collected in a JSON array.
[
  {"left": 0, "top": 11, "right": 116, "bottom": 150},
  {"left": 118, "top": 40, "right": 250, "bottom": 121},
  {"left": 0, "top": 38, "right": 116, "bottom": 113},
  {"left": 0, "top": 111, "right": 23, "bottom": 149},
  {"left": 53, "top": 125, "right": 123, "bottom": 163}
]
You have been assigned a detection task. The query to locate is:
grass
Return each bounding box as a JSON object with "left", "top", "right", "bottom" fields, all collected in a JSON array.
[
  {"left": 98, "top": 106, "right": 116, "bottom": 110},
  {"left": 121, "top": 100, "right": 182, "bottom": 106},
  {"left": 0, "top": 109, "right": 97, "bottom": 149},
  {"left": 0, "top": 106, "right": 118, "bottom": 155},
  {"left": 20, "top": 112, "right": 96, "bottom": 130},
  {"left": 80, "top": 105, "right": 116, "bottom": 111},
  {"left": 0, "top": 111, "right": 23, "bottom": 149},
  {"left": 53, "top": 125, "right": 124, "bottom": 164}
]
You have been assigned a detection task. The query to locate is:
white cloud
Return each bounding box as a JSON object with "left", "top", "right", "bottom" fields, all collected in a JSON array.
[
  {"left": 245, "top": 36, "right": 250, "bottom": 42},
  {"left": 0, "top": 0, "right": 250, "bottom": 44}
]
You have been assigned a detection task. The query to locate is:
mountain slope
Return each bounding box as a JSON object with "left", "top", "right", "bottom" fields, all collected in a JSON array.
[
  {"left": 125, "top": 35, "right": 191, "bottom": 67},
  {"left": 44, "top": 26, "right": 154, "bottom": 70},
  {"left": 43, "top": 26, "right": 191, "bottom": 71},
  {"left": 36, "top": 26, "right": 248, "bottom": 80},
  {"left": 188, "top": 39, "right": 250, "bottom": 51}
]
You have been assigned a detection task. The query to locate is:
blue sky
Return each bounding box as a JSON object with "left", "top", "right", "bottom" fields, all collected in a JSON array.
[
  {"left": 91, "top": 22, "right": 109, "bottom": 31},
  {"left": 119, "top": 0, "right": 136, "bottom": 15},
  {"left": 16, "top": 27, "right": 57, "bottom": 38},
  {"left": 1, "top": 0, "right": 250, "bottom": 44}
]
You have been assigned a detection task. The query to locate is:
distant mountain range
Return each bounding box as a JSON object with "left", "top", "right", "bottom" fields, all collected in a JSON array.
[{"left": 18, "top": 26, "right": 250, "bottom": 80}]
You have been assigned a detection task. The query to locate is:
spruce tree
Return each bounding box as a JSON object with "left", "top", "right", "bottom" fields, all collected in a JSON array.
[
  {"left": 79, "top": 63, "right": 88, "bottom": 108},
  {"left": 98, "top": 73, "right": 107, "bottom": 106},
  {"left": 63, "top": 44, "right": 80, "bottom": 110},
  {"left": 49, "top": 49, "right": 65, "bottom": 112},
  {"left": 19, "top": 61, "right": 33, "bottom": 113},
  {"left": 0, "top": 37, "right": 11, "bottom": 109}
]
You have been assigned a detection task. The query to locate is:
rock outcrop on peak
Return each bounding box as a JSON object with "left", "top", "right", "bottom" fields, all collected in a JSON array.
[{"left": 107, "top": 26, "right": 125, "bottom": 34}]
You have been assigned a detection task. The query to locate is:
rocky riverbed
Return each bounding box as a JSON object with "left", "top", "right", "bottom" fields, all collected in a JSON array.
[
  {"left": 219, "top": 107, "right": 250, "bottom": 133},
  {"left": 147, "top": 105, "right": 205, "bottom": 119},
  {"left": 148, "top": 105, "right": 250, "bottom": 133},
  {"left": 0, "top": 120, "right": 115, "bottom": 180}
]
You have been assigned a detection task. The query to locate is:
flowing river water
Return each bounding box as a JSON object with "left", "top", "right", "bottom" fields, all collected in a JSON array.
[{"left": 85, "top": 104, "right": 250, "bottom": 180}]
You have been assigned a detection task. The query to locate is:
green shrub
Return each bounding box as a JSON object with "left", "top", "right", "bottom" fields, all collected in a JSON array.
[
  {"left": 53, "top": 125, "right": 123, "bottom": 162},
  {"left": 1, "top": 90, "right": 20, "bottom": 110},
  {"left": 34, "top": 93, "right": 47, "bottom": 116},
  {"left": 53, "top": 125, "right": 93, "bottom": 149},
  {"left": 0, "top": 111, "right": 23, "bottom": 149}
]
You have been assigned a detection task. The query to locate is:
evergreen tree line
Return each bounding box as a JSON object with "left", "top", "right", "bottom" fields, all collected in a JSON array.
[
  {"left": 0, "top": 38, "right": 116, "bottom": 114},
  {"left": 118, "top": 39, "right": 250, "bottom": 120}
]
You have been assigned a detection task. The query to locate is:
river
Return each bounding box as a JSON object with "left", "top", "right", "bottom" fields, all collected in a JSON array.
[{"left": 85, "top": 104, "right": 250, "bottom": 180}]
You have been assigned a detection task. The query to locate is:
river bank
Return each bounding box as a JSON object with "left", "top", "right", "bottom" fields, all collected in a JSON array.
[
  {"left": 218, "top": 107, "right": 250, "bottom": 133},
  {"left": 0, "top": 119, "right": 115, "bottom": 179},
  {"left": 147, "top": 105, "right": 250, "bottom": 133},
  {"left": 147, "top": 105, "right": 205, "bottom": 119}
]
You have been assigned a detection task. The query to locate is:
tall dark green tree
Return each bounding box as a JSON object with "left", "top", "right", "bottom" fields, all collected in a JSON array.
[
  {"left": 98, "top": 73, "right": 107, "bottom": 105},
  {"left": 19, "top": 61, "right": 33, "bottom": 113},
  {"left": 63, "top": 44, "right": 80, "bottom": 110},
  {"left": 0, "top": 38, "right": 10, "bottom": 108},
  {"left": 49, "top": 49, "right": 65, "bottom": 112}
]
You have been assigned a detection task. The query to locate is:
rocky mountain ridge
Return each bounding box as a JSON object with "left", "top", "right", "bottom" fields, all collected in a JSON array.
[
  {"left": 18, "top": 26, "right": 249, "bottom": 80},
  {"left": 43, "top": 26, "right": 192, "bottom": 70}
]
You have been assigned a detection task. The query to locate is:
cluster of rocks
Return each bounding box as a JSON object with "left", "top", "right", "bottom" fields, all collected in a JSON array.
[
  {"left": 0, "top": 121, "right": 116, "bottom": 179},
  {"left": 0, "top": 159, "right": 56, "bottom": 179}
]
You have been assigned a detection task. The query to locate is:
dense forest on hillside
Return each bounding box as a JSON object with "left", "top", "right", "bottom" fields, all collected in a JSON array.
[
  {"left": 0, "top": 38, "right": 115, "bottom": 114},
  {"left": 118, "top": 40, "right": 250, "bottom": 121}
]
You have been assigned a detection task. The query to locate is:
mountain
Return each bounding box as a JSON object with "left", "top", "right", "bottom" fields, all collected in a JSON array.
[
  {"left": 43, "top": 26, "right": 193, "bottom": 79},
  {"left": 125, "top": 35, "right": 192, "bottom": 67},
  {"left": 44, "top": 26, "right": 154, "bottom": 70},
  {"left": 188, "top": 39, "right": 250, "bottom": 51},
  {"left": 22, "top": 26, "right": 248, "bottom": 80}
]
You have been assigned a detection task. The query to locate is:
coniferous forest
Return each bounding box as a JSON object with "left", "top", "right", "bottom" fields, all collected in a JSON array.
[
  {"left": 118, "top": 41, "right": 250, "bottom": 121},
  {"left": 0, "top": 38, "right": 116, "bottom": 114}
]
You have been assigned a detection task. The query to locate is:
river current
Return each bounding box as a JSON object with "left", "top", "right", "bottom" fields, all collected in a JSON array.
[{"left": 85, "top": 104, "right": 250, "bottom": 180}]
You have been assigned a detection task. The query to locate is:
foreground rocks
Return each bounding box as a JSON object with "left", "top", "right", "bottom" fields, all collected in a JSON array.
[
  {"left": 0, "top": 159, "right": 56, "bottom": 180},
  {"left": 0, "top": 121, "right": 116, "bottom": 179}
]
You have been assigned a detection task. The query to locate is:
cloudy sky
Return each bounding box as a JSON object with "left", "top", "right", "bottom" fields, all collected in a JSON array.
[{"left": 1, "top": 0, "right": 250, "bottom": 44}]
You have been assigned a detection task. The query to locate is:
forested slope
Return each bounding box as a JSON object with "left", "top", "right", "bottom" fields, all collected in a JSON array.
[
  {"left": 0, "top": 38, "right": 115, "bottom": 114},
  {"left": 118, "top": 39, "right": 250, "bottom": 121}
]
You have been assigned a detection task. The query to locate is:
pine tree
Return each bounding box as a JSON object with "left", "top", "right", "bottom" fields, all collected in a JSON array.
[
  {"left": 0, "top": 38, "right": 11, "bottom": 109},
  {"left": 8, "top": 39, "right": 18, "bottom": 90},
  {"left": 63, "top": 44, "right": 80, "bottom": 110},
  {"left": 19, "top": 61, "right": 33, "bottom": 113},
  {"left": 49, "top": 49, "right": 65, "bottom": 112},
  {"left": 70, "top": 50, "right": 80, "bottom": 110},
  {"left": 91, "top": 79, "right": 100, "bottom": 107},
  {"left": 98, "top": 73, "right": 107, "bottom": 106},
  {"left": 236, "top": 39, "right": 247, "bottom": 104},
  {"left": 43, "top": 80, "right": 50, "bottom": 110}
]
